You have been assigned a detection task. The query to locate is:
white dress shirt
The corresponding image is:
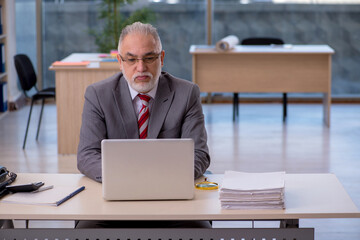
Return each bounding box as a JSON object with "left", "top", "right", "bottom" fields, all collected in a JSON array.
[{"left": 127, "top": 83, "right": 158, "bottom": 118}]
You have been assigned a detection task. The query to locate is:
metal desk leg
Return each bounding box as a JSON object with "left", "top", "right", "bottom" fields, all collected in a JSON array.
[
  {"left": 280, "top": 219, "right": 299, "bottom": 228},
  {"left": 282, "top": 93, "right": 287, "bottom": 122},
  {"left": 233, "top": 92, "right": 239, "bottom": 121},
  {"left": 0, "top": 220, "right": 14, "bottom": 229}
]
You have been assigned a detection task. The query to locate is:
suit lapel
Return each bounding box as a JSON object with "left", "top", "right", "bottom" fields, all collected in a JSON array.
[
  {"left": 148, "top": 76, "right": 174, "bottom": 138},
  {"left": 112, "top": 76, "right": 139, "bottom": 139}
]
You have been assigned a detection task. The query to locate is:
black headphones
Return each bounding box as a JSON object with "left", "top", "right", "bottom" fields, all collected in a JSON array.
[{"left": 0, "top": 165, "right": 8, "bottom": 183}]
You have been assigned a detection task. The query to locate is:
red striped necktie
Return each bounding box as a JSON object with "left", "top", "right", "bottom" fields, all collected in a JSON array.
[{"left": 138, "top": 94, "right": 151, "bottom": 139}]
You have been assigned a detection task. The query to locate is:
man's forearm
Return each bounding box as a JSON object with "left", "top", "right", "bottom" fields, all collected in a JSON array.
[
  {"left": 77, "top": 146, "right": 103, "bottom": 182},
  {"left": 194, "top": 149, "right": 211, "bottom": 179}
]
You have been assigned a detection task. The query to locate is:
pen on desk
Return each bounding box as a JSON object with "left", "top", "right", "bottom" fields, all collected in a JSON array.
[
  {"left": 56, "top": 186, "right": 85, "bottom": 206},
  {"left": 32, "top": 185, "right": 54, "bottom": 193}
]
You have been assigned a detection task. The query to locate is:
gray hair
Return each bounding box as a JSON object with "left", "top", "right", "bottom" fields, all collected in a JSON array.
[{"left": 118, "top": 22, "right": 162, "bottom": 53}]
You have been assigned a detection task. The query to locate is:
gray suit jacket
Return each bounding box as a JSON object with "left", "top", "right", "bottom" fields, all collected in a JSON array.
[{"left": 77, "top": 72, "right": 210, "bottom": 182}]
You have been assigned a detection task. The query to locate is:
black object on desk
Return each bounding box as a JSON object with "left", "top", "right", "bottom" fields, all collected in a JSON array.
[
  {"left": 6, "top": 182, "right": 44, "bottom": 193},
  {"left": 0, "top": 165, "right": 8, "bottom": 182},
  {"left": 0, "top": 171, "right": 17, "bottom": 199}
]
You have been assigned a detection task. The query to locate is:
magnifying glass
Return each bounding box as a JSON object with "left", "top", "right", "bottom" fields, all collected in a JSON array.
[{"left": 195, "top": 177, "right": 219, "bottom": 190}]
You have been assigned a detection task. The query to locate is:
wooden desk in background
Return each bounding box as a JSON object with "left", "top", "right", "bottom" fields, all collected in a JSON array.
[
  {"left": 0, "top": 173, "right": 359, "bottom": 240},
  {"left": 52, "top": 47, "right": 334, "bottom": 154},
  {"left": 190, "top": 45, "right": 334, "bottom": 126},
  {"left": 50, "top": 53, "right": 119, "bottom": 154}
]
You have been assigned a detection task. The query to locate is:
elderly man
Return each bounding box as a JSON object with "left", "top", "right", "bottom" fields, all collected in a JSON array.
[
  {"left": 77, "top": 22, "right": 210, "bottom": 184},
  {"left": 76, "top": 21, "right": 211, "bottom": 228}
]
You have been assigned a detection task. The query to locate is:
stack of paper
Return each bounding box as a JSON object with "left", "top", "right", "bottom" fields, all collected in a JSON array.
[
  {"left": 220, "top": 171, "right": 285, "bottom": 210},
  {"left": 99, "top": 58, "right": 119, "bottom": 68}
]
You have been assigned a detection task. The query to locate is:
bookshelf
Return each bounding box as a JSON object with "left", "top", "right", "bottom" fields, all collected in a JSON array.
[{"left": 0, "top": 0, "right": 7, "bottom": 116}]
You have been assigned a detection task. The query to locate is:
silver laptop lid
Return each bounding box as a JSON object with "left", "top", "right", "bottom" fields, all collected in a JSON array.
[{"left": 101, "top": 139, "right": 194, "bottom": 200}]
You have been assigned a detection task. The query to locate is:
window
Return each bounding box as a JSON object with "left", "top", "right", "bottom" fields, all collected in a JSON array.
[{"left": 16, "top": 0, "right": 360, "bottom": 95}]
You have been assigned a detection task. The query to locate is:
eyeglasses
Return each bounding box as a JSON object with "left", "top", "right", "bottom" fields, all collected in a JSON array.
[{"left": 119, "top": 53, "right": 161, "bottom": 65}]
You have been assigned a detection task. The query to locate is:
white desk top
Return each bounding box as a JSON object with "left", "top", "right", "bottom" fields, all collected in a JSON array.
[
  {"left": 61, "top": 53, "right": 104, "bottom": 62},
  {"left": 50, "top": 53, "right": 118, "bottom": 70},
  {"left": 0, "top": 173, "right": 358, "bottom": 221},
  {"left": 189, "top": 45, "right": 335, "bottom": 54}
]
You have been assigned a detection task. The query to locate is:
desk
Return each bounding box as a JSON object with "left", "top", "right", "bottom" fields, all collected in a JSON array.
[
  {"left": 0, "top": 173, "right": 359, "bottom": 239},
  {"left": 190, "top": 45, "right": 334, "bottom": 126},
  {"left": 50, "top": 53, "right": 119, "bottom": 154}
]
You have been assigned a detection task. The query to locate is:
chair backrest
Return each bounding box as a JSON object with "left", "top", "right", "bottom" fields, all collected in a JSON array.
[
  {"left": 14, "top": 54, "right": 37, "bottom": 92},
  {"left": 241, "top": 37, "right": 284, "bottom": 45}
]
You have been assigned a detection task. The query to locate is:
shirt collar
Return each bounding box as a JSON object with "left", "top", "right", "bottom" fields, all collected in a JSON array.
[{"left": 128, "top": 81, "right": 158, "bottom": 100}]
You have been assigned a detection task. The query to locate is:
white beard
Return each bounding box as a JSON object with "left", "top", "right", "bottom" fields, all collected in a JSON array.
[{"left": 122, "top": 63, "right": 162, "bottom": 93}]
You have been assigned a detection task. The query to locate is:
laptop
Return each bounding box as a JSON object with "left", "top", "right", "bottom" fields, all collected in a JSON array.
[{"left": 101, "top": 139, "right": 195, "bottom": 201}]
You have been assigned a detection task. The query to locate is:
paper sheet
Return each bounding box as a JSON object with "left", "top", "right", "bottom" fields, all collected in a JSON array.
[{"left": 1, "top": 185, "right": 84, "bottom": 206}]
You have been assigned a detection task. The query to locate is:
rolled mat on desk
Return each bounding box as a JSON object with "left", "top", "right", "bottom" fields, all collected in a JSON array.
[{"left": 215, "top": 35, "right": 239, "bottom": 52}]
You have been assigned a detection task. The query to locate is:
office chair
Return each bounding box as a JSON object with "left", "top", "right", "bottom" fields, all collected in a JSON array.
[
  {"left": 14, "top": 54, "right": 56, "bottom": 149},
  {"left": 234, "top": 37, "right": 287, "bottom": 122}
]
